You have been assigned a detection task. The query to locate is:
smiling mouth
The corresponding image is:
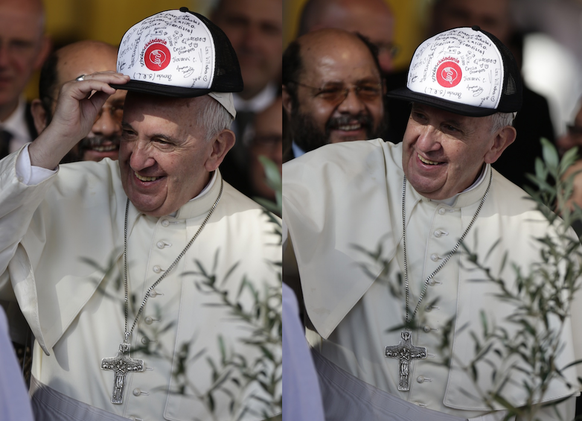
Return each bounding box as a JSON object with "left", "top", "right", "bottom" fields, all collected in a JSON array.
[
  {"left": 135, "top": 172, "right": 161, "bottom": 182},
  {"left": 418, "top": 154, "right": 441, "bottom": 165},
  {"left": 336, "top": 123, "right": 363, "bottom": 131},
  {"left": 91, "top": 145, "right": 118, "bottom": 152}
]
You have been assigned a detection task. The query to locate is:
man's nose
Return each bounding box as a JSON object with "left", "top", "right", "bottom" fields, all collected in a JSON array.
[
  {"left": 416, "top": 125, "right": 442, "bottom": 151},
  {"left": 336, "top": 87, "right": 366, "bottom": 115},
  {"left": 92, "top": 107, "right": 121, "bottom": 136},
  {"left": 129, "top": 141, "right": 156, "bottom": 171}
]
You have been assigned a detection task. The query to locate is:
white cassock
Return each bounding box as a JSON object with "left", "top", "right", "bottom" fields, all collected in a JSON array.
[
  {"left": 0, "top": 305, "right": 34, "bottom": 421},
  {"left": 282, "top": 282, "right": 325, "bottom": 421},
  {"left": 0, "top": 146, "right": 281, "bottom": 421},
  {"left": 283, "top": 139, "right": 582, "bottom": 420}
]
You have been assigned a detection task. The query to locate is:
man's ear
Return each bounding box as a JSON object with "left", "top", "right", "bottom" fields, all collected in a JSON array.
[
  {"left": 31, "top": 98, "right": 48, "bottom": 135},
  {"left": 282, "top": 85, "right": 293, "bottom": 117},
  {"left": 204, "top": 129, "right": 236, "bottom": 172},
  {"left": 484, "top": 125, "right": 517, "bottom": 164}
]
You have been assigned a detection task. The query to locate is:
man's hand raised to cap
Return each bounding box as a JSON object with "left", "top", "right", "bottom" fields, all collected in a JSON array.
[{"left": 28, "top": 71, "right": 130, "bottom": 170}]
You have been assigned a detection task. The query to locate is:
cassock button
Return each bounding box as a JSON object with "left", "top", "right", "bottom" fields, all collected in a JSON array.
[
  {"left": 156, "top": 241, "right": 165, "bottom": 249},
  {"left": 434, "top": 230, "right": 442, "bottom": 237},
  {"left": 133, "top": 388, "right": 142, "bottom": 396},
  {"left": 141, "top": 337, "right": 149, "bottom": 344},
  {"left": 161, "top": 219, "right": 170, "bottom": 227},
  {"left": 423, "top": 325, "right": 432, "bottom": 333},
  {"left": 438, "top": 208, "right": 446, "bottom": 215},
  {"left": 153, "top": 265, "right": 162, "bottom": 273},
  {"left": 417, "top": 376, "right": 425, "bottom": 383},
  {"left": 145, "top": 316, "right": 154, "bottom": 324},
  {"left": 430, "top": 253, "right": 439, "bottom": 262}
]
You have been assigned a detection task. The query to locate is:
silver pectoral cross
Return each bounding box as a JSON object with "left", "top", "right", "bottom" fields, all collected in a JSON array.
[
  {"left": 101, "top": 342, "right": 145, "bottom": 404},
  {"left": 385, "top": 331, "right": 427, "bottom": 391}
]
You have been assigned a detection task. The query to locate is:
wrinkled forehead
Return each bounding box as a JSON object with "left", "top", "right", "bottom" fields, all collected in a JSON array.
[
  {"left": 411, "top": 102, "right": 482, "bottom": 126},
  {"left": 122, "top": 92, "right": 208, "bottom": 130}
]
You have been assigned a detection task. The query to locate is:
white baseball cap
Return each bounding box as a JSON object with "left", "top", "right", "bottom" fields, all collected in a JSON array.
[
  {"left": 387, "top": 26, "right": 522, "bottom": 117},
  {"left": 111, "top": 7, "right": 243, "bottom": 118}
]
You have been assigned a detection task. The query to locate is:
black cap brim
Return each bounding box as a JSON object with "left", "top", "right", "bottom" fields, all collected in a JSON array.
[
  {"left": 110, "top": 80, "right": 213, "bottom": 98},
  {"left": 387, "top": 86, "right": 498, "bottom": 117}
]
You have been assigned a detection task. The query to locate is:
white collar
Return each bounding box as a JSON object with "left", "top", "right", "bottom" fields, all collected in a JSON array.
[
  {"left": 2, "top": 97, "right": 30, "bottom": 142},
  {"left": 233, "top": 83, "right": 277, "bottom": 113}
]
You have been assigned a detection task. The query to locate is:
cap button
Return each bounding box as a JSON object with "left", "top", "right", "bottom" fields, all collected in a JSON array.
[
  {"left": 179, "top": 6, "right": 189, "bottom": 12},
  {"left": 472, "top": 25, "right": 481, "bottom": 31}
]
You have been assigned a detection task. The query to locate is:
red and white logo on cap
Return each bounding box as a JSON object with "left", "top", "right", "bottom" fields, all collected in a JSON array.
[
  {"left": 436, "top": 60, "right": 462, "bottom": 88},
  {"left": 144, "top": 40, "right": 171, "bottom": 71}
]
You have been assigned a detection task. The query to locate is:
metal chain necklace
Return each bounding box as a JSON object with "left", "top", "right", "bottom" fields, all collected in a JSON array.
[
  {"left": 384, "top": 170, "right": 492, "bottom": 391},
  {"left": 101, "top": 178, "right": 224, "bottom": 404}
]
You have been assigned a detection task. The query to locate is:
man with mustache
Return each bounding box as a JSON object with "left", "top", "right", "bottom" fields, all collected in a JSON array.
[
  {"left": 282, "top": 28, "right": 387, "bottom": 161},
  {"left": 31, "top": 40, "right": 125, "bottom": 163}
]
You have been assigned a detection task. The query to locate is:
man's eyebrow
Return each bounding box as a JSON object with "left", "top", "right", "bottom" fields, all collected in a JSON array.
[{"left": 443, "top": 117, "right": 465, "bottom": 127}]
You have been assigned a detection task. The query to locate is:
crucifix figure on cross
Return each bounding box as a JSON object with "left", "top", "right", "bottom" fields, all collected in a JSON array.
[
  {"left": 385, "top": 331, "right": 427, "bottom": 391},
  {"left": 101, "top": 342, "right": 145, "bottom": 404}
]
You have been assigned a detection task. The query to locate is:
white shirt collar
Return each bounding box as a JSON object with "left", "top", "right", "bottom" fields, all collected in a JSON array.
[
  {"left": 3, "top": 97, "right": 32, "bottom": 148},
  {"left": 233, "top": 82, "right": 278, "bottom": 113}
]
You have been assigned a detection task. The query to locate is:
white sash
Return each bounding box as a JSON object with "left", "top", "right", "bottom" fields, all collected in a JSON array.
[
  {"left": 312, "top": 350, "right": 512, "bottom": 421},
  {"left": 30, "top": 376, "right": 131, "bottom": 421}
]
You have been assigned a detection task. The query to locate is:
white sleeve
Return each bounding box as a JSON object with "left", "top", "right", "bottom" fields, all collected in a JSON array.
[{"left": 16, "top": 144, "right": 57, "bottom": 185}]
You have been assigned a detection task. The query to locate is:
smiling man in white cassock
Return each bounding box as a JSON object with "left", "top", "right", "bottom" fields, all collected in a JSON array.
[
  {"left": 0, "top": 8, "right": 280, "bottom": 421},
  {"left": 283, "top": 26, "right": 582, "bottom": 420}
]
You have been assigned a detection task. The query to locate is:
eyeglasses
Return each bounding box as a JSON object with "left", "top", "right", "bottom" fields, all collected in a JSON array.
[
  {"left": 292, "top": 81, "right": 383, "bottom": 104},
  {"left": 567, "top": 124, "right": 582, "bottom": 137}
]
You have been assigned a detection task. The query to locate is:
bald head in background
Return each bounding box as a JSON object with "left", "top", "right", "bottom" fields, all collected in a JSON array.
[
  {"left": 298, "top": 0, "right": 396, "bottom": 73},
  {"left": 32, "top": 40, "right": 125, "bottom": 162},
  {"left": 0, "top": 0, "right": 50, "bottom": 121}
]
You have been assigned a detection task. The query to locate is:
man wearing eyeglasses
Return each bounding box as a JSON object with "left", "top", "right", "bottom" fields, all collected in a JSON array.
[
  {"left": 31, "top": 40, "right": 125, "bottom": 163},
  {"left": 282, "top": 28, "right": 387, "bottom": 161}
]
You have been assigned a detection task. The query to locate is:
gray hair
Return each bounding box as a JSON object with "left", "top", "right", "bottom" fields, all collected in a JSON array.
[
  {"left": 489, "top": 112, "right": 515, "bottom": 134},
  {"left": 197, "top": 95, "right": 234, "bottom": 141}
]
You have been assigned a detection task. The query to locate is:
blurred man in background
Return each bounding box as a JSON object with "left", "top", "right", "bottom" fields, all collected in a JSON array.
[
  {"left": 297, "top": 0, "right": 407, "bottom": 143},
  {"left": 31, "top": 40, "right": 124, "bottom": 163},
  {"left": 0, "top": 0, "right": 50, "bottom": 158},
  {"left": 298, "top": 0, "right": 397, "bottom": 75},
  {"left": 282, "top": 29, "right": 386, "bottom": 160},
  {"left": 212, "top": 0, "right": 282, "bottom": 196},
  {"left": 246, "top": 95, "right": 282, "bottom": 205},
  {"left": 0, "top": 0, "right": 50, "bottom": 387}
]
